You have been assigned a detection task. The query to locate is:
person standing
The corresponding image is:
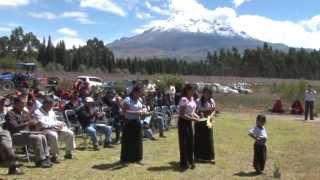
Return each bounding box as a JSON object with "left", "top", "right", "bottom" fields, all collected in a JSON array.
[
  {"left": 248, "top": 115, "right": 268, "bottom": 174},
  {"left": 195, "top": 87, "right": 216, "bottom": 164},
  {"left": 305, "top": 85, "right": 317, "bottom": 120},
  {"left": 121, "top": 86, "right": 150, "bottom": 164},
  {"left": 178, "top": 84, "right": 199, "bottom": 171}
]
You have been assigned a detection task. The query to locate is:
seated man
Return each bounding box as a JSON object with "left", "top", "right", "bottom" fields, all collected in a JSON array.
[
  {"left": 291, "top": 100, "right": 304, "bottom": 115},
  {"left": 1, "top": 95, "right": 22, "bottom": 175},
  {"left": 152, "top": 111, "right": 167, "bottom": 138},
  {"left": 34, "top": 98, "right": 76, "bottom": 163},
  {"left": 271, "top": 99, "right": 285, "bottom": 113},
  {"left": 76, "top": 97, "right": 113, "bottom": 150},
  {"left": 142, "top": 122, "right": 156, "bottom": 141},
  {"left": 4, "top": 97, "right": 52, "bottom": 168},
  {"left": 0, "top": 126, "right": 22, "bottom": 175}
]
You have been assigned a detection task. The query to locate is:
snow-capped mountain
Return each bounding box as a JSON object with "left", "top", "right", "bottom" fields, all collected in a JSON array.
[
  {"left": 108, "top": 14, "right": 287, "bottom": 60},
  {"left": 148, "top": 13, "right": 249, "bottom": 38}
]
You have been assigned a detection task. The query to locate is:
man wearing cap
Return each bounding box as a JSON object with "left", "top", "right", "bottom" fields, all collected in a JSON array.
[
  {"left": 34, "top": 98, "right": 76, "bottom": 163},
  {"left": 4, "top": 97, "right": 52, "bottom": 168},
  {"left": 76, "top": 97, "right": 113, "bottom": 150}
]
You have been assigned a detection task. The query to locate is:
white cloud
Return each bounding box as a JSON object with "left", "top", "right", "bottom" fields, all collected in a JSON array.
[
  {"left": 135, "top": 0, "right": 320, "bottom": 49},
  {"left": 29, "top": 12, "right": 57, "bottom": 20},
  {"left": 0, "top": 26, "right": 11, "bottom": 32},
  {"left": 0, "top": 0, "right": 29, "bottom": 7},
  {"left": 145, "top": 1, "right": 171, "bottom": 16},
  {"left": 54, "top": 36, "right": 86, "bottom": 49},
  {"left": 232, "top": 0, "right": 251, "bottom": 8},
  {"left": 300, "top": 15, "right": 320, "bottom": 32},
  {"left": 58, "top": 27, "right": 79, "bottom": 37},
  {"left": 232, "top": 15, "right": 320, "bottom": 49},
  {"left": 29, "top": 11, "right": 94, "bottom": 24},
  {"left": 79, "top": 0, "right": 126, "bottom": 17},
  {"left": 136, "top": 12, "right": 153, "bottom": 20},
  {"left": 61, "top": 11, "right": 94, "bottom": 24}
]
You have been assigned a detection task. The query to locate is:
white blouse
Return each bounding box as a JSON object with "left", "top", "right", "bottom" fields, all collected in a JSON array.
[
  {"left": 179, "top": 97, "right": 197, "bottom": 116},
  {"left": 123, "top": 96, "right": 143, "bottom": 120},
  {"left": 197, "top": 98, "right": 215, "bottom": 112}
]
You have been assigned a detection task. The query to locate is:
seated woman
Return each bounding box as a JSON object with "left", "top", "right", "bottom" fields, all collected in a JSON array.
[
  {"left": 291, "top": 100, "right": 304, "bottom": 115},
  {"left": 271, "top": 99, "right": 285, "bottom": 113}
]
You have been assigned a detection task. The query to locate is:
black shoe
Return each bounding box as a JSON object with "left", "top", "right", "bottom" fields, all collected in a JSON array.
[
  {"left": 150, "top": 137, "right": 157, "bottom": 141},
  {"left": 8, "top": 166, "right": 23, "bottom": 175},
  {"left": 179, "top": 166, "right": 188, "bottom": 172},
  {"left": 159, "top": 134, "right": 166, "bottom": 138},
  {"left": 35, "top": 160, "right": 52, "bottom": 168},
  {"left": 64, "top": 153, "right": 73, "bottom": 159},
  {"left": 104, "top": 142, "right": 114, "bottom": 148},
  {"left": 51, "top": 156, "right": 61, "bottom": 164},
  {"left": 190, "top": 164, "right": 196, "bottom": 169},
  {"left": 113, "top": 140, "right": 121, "bottom": 145}
]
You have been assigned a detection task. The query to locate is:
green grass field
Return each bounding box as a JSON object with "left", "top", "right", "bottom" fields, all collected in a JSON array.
[{"left": 1, "top": 112, "right": 320, "bottom": 180}]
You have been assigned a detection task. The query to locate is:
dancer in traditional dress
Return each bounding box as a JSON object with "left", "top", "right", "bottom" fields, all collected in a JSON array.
[
  {"left": 121, "top": 86, "right": 150, "bottom": 164},
  {"left": 178, "top": 84, "right": 199, "bottom": 171},
  {"left": 194, "top": 87, "right": 216, "bottom": 164}
]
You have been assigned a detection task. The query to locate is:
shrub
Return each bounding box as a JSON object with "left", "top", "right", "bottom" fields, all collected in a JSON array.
[
  {"left": 44, "top": 63, "right": 65, "bottom": 72},
  {"left": 271, "top": 80, "right": 309, "bottom": 102},
  {"left": 157, "top": 74, "right": 185, "bottom": 92},
  {"left": 0, "top": 56, "right": 16, "bottom": 69},
  {"left": 58, "top": 78, "right": 73, "bottom": 90}
]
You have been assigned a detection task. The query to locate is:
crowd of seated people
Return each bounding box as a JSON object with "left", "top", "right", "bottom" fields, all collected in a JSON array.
[{"left": 0, "top": 79, "right": 178, "bottom": 175}]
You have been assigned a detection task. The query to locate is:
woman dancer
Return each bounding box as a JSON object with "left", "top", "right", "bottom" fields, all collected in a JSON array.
[
  {"left": 195, "top": 87, "right": 216, "bottom": 164},
  {"left": 178, "top": 84, "right": 199, "bottom": 171},
  {"left": 121, "top": 86, "right": 150, "bottom": 164}
]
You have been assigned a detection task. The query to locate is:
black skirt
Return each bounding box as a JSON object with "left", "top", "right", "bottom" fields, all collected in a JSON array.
[
  {"left": 194, "top": 121, "right": 215, "bottom": 161},
  {"left": 178, "top": 118, "right": 194, "bottom": 168},
  {"left": 120, "top": 119, "right": 143, "bottom": 163}
]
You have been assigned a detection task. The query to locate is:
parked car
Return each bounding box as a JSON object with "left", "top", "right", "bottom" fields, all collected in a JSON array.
[{"left": 77, "top": 76, "right": 103, "bottom": 87}]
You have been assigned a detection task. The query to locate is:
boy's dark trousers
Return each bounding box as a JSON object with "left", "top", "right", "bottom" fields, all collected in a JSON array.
[
  {"left": 305, "top": 101, "right": 314, "bottom": 120},
  {"left": 253, "top": 142, "right": 266, "bottom": 172},
  {"left": 178, "top": 118, "right": 194, "bottom": 168}
]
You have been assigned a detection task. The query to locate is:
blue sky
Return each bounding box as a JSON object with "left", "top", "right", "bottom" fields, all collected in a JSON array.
[{"left": 0, "top": 0, "right": 320, "bottom": 49}]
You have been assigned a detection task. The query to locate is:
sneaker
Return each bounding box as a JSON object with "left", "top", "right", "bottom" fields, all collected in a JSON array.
[
  {"left": 93, "top": 144, "right": 100, "bottom": 151},
  {"left": 64, "top": 153, "right": 73, "bottom": 160},
  {"left": 35, "top": 160, "right": 52, "bottom": 168},
  {"left": 8, "top": 166, "right": 23, "bottom": 175},
  {"left": 51, "top": 156, "right": 61, "bottom": 164}
]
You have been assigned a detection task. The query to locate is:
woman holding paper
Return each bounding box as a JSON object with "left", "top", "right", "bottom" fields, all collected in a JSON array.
[
  {"left": 178, "top": 84, "right": 199, "bottom": 171},
  {"left": 194, "top": 87, "right": 216, "bottom": 163}
]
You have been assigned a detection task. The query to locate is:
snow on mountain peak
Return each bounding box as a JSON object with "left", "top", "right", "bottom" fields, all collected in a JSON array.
[{"left": 147, "top": 8, "right": 249, "bottom": 38}]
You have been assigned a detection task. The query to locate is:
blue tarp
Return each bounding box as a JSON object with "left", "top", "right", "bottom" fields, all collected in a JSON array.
[{"left": 0, "top": 72, "right": 14, "bottom": 81}]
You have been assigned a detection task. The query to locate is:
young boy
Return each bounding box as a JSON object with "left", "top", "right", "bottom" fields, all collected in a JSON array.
[{"left": 248, "top": 114, "right": 267, "bottom": 174}]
